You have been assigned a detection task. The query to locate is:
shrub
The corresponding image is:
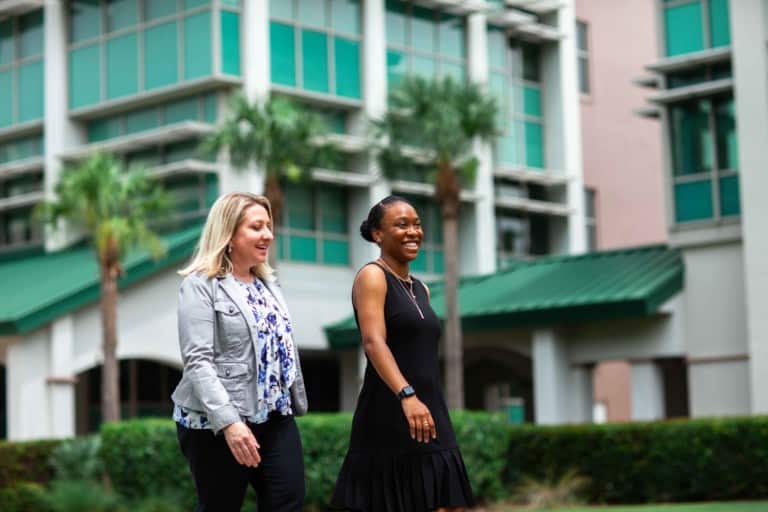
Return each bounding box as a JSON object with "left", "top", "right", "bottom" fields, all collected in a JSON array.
[
  {"left": 100, "top": 419, "right": 195, "bottom": 510},
  {"left": 505, "top": 416, "right": 768, "bottom": 504},
  {"left": 0, "top": 481, "right": 53, "bottom": 512},
  {"left": 49, "top": 435, "right": 104, "bottom": 482},
  {"left": 46, "top": 479, "right": 123, "bottom": 512},
  {"left": 0, "top": 439, "right": 61, "bottom": 488}
]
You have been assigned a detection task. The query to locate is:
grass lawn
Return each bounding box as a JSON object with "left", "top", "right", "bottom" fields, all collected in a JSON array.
[{"left": 483, "top": 502, "right": 768, "bottom": 512}]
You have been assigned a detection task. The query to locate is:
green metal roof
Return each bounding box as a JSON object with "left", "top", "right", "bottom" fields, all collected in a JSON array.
[
  {"left": 325, "top": 245, "right": 684, "bottom": 350},
  {"left": 0, "top": 225, "right": 202, "bottom": 335}
]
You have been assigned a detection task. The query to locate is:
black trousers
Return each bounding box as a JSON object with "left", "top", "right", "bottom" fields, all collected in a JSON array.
[{"left": 177, "top": 414, "right": 305, "bottom": 512}]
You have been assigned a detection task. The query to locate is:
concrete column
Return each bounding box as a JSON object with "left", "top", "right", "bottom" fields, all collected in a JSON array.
[
  {"left": 544, "top": 1, "right": 585, "bottom": 254},
  {"left": 465, "top": 12, "right": 496, "bottom": 275},
  {"left": 568, "top": 364, "right": 593, "bottom": 423},
  {"left": 532, "top": 329, "right": 570, "bottom": 424},
  {"left": 48, "top": 316, "right": 76, "bottom": 438},
  {"left": 729, "top": 0, "right": 768, "bottom": 414},
  {"left": 7, "top": 330, "right": 50, "bottom": 440},
  {"left": 356, "top": 0, "right": 391, "bottom": 263},
  {"left": 630, "top": 361, "right": 665, "bottom": 421},
  {"left": 218, "top": 0, "right": 268, "bottom": 195},
  {"left": 44, "top": 0, "right": 85, "bottom": 251}
]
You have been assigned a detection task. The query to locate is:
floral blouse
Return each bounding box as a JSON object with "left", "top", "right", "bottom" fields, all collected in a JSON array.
[{"left": 174, "top": 278, "right": 298, "bottom": 429}]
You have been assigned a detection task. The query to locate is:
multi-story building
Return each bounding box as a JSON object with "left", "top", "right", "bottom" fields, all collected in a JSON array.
[
  {"left": 575, "top": 0, "right": 667, "bottom": 423},
  {"left": 642, "top": 0, "right": 768, "bottom": 418},
  {"left": 0, "top": 0, "right": 586, "bottom": 440}
]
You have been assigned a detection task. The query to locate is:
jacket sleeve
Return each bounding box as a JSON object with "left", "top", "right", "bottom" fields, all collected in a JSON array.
[{"left": 177, "top": 274, "right": 241, "bottom": 433}]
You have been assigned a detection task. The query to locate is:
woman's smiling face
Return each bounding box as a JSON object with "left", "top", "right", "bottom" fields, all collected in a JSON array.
[
  {"left": 373, "top": 201, "right": 424, "bottom": 262},
  {"left": 230, "top": 203, "right": 274, "bottom": 267}
]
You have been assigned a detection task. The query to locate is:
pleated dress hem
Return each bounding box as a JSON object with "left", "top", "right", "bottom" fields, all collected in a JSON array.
[{"left": 330, "top": 446, "right": 476, "bottom": 512}]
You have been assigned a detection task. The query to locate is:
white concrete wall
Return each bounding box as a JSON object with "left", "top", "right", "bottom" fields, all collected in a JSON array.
[
  {"left": 688, "top": 358, "right": 750, "bottom": 417},
  {"left": 730, "top": 0, "right": 768, "bottom": 414},
  {"left": 7, "top": 329, "right": 51, "bottom": 440},
  {"left": 679, "top": 242, "right": 748, "bottom": 358}
]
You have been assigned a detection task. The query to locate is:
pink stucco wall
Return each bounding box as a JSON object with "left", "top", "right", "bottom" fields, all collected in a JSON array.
[{"left": 576, "top": 0, "right": 667, "bottom": 250}]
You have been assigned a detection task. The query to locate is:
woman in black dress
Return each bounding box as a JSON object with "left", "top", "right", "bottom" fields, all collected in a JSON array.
[{"left": 331, "top": 196, "right": 475, "bottom": 512}]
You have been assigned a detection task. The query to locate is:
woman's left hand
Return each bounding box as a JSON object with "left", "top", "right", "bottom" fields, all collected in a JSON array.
[{"left": 401, "top": 396, "right": 437, "bottom": 443}]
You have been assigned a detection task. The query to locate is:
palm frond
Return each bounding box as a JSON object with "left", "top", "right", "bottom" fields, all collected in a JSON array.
[
  {"left": 376, "top": 75, "right": 499, "bottom": 186},
  {"left": 40, "top": 152, "right": 172, "bottom": 263}
]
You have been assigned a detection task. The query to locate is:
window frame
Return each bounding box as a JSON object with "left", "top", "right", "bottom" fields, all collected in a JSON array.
[
  {"left": 668, "top": 93, "right": 739, "bottom": 226},
  {"left": 488, "top": 28, "right": 545, "bottom": 170},
  {"left": 662, "top": 0, "right": 730, "bottom": 57},
  {"left": 67, "top": 0, "right": 241, "bottom": 109},
  {"left": 385, "top": 1, "right": 468, "bottom": 88},
  {"left": 278, "top": 183, "right": 351, "bottom": 266},
  {"left": 0, "top": 10, "right": 45, "bottom": 128},
  {"left": 269, "top": 0, "right": 362, "bottom": 100},
  {"left": 576, "top": 20, "right": 590, "bottom": 95}
]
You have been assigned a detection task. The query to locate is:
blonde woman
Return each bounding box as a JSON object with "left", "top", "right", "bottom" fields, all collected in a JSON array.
[{"left": 172, "top": 192, "right": 307, "bottom": 512}]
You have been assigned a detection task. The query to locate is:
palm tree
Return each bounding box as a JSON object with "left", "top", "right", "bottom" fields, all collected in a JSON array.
[
  {"left": 202, "top": 94, "right": 339, "bottom": 264},
  {"left": 39, "top": 153, "right": 172, "bottom": 423},
  {"left": 375, "top": 76, "right": 498, "bottom": 409}
]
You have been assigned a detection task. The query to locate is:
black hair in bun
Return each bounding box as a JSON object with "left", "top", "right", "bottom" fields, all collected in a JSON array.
[{"left": 360, "top": 195, "right": 412, "bottom": 243}]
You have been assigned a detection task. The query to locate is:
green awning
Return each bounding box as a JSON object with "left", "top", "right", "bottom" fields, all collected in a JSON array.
[
  {"left": 0, "top": 224, "right": 202, "bottom": 335},
  {"left": 325, "top": 245, "right": 684, "bottom": 350}
]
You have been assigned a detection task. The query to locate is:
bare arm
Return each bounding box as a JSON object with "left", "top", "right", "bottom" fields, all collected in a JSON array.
[{"left": 354, "top": 265, "right": 436, "bottom": 442}]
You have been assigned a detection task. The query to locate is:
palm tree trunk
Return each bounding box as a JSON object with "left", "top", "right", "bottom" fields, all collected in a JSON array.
[
  {"left": 264, "top": 172, "right": 284, "bottom": 269},
  {"left": 436, "top": 162, "right": 464, "bottom": 410},
  {"left": 99, "top": 258, "right": 121, "bottom": 423}
]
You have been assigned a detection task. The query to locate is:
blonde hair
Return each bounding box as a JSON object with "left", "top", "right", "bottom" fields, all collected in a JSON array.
[{"left": 179, "top": 192, "right": 275, "bottom": 279}]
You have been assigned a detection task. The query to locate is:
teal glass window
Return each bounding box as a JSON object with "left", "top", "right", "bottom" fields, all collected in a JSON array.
[
  {"left": 385, "top": 2, "right": 466, "bottom": 88},
  {"left": 709, "top": 0, "right": 730, "bottom": 47},
  {"left": 70, "top": 44, "right": 101, "bottom": 109},
  {"left": 664, "top": 0, "right": 730, "bottom": 56},
  {"left": 670, "top": 95, "right": 739, "bottom": 224},
  {"left": 269, "top": 0, "right": 361, "bottom": 99},
  {"left": 144, "top": 0, "right": 177, "bottom": 20},
  {"left": 184, "top": 11, "right": 212, "bottom": 80},
  {"left": 221, "top": 11, "right": 241, "bottom": 76},
  {"left": 85, "top": 93, "right": 216, "bottom": 142},
  {"left": 0, "top": 71, "right": 12, "bottom": 127},
  {"left": 107, "top": 0, "right": 139, "bottom": 32},
  {"left": 18, "top": 10, "right": 43, "bottom": 59},
  {"left": 68, "top": 1, "right": 233, "bottom": 110},
  {"left": 106, "top": 32, "right": 139, "bottom": 99},
  {"left": 18, "top": 61, "right": 43, "bottom": 122},
  {"left": 334, "top": 37, "right": 360, "bottom": 98},
  {"left": 144, "top": 22, "right": 179, "bottom": 89},
  {"left": 70, "top": 0, "right": 102, "bottom": 43},
  {"left": 302, "top": 29, "right": 330, "bottom": 93},
  {"left": 0, "top": 134, "right": 44, "bottom": 164},
  {"left": 488, "top": 29, "right": 545, "bottom": 169},
  {"left": 331, "top": 0, "right": 360, "bottom": 35},
  {"left": 0, "top": 11, "right": 44, "bottom": 127},
  {"left": 0, "top": 20, "right": 13, "bottom": 66},
  {"left": 280, "top": 184, "right": 350, "bottom": 266},
  {"left": 270, "top": 22, "right": 296, "bottom": 87}
]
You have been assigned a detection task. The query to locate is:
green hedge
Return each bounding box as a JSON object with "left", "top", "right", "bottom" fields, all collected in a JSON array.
[
  {"left": 9, "top": 414, "right": 768, "bottom": 507},
  {"left": 0, "top": 439, "right": 60, "bottom": 488},
  {"left": 506, "top": 416, "right": 768, "bottom": 504},
  {"left": 99, "top": 412, "right": 509, "bottom": 507}
]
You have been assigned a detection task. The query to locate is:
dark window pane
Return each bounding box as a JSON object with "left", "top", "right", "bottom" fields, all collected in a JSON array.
[
  {"left": 714, "top": 96, "right": 737, "bottom": 171},
  {"left": 670, "top": 100, "right": 713, "bottom": 176}
]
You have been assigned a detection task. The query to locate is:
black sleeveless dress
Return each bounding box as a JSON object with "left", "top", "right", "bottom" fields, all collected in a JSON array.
[{"left": 331, "top": 263, "right": 475, "bottom": 511}]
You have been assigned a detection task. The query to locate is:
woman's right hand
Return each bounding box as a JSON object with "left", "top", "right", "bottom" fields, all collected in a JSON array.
[
  {"left": 401, "top": 396, "right": 437, "bottom": 443},
  {"left": 223, "top": 421, "right": 261, "bottom": 467}
]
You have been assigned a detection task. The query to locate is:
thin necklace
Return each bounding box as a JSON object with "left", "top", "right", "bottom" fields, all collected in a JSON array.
[{"left": 377, "top": 258, "right": 424, "bottom": 320}]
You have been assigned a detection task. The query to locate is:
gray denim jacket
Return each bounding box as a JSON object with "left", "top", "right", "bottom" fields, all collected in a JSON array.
[{"left": 171, "top": 272, "right": 308, "bottom": 433}]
